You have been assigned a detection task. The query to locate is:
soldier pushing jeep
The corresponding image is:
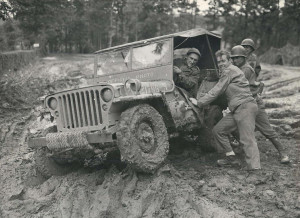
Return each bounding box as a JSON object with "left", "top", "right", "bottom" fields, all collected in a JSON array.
[
  {"left": 190, "top": 50, "right": 261, "bottom": 170},
  {"left": 230, "top": 45, "right": 290, "bottom": 164}
]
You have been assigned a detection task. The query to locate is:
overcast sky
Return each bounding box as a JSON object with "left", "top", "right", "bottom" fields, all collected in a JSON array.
[
  {"left": 196, "top": 0, "right": 285, "bottom": 13},
  {"left": 197, "top": 0, "right": 210, "bottom": 12}
]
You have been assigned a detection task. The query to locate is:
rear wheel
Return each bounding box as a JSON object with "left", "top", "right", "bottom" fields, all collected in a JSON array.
[
  {"left": 117, "top": 104, "right": 169, "bottom": 173},
  {"left": 197, "top": 105, "right": 223, "bottom": 152}
]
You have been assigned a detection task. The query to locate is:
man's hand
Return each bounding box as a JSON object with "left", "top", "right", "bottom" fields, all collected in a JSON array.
[
  {"left": 173, "top": 66, "right": 182, "bottom": 74},
  {"left": 189, "top": 98, "right": 198, "bottom": 106}
]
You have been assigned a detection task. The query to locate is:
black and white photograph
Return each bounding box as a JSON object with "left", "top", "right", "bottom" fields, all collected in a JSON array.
[{"left": 0, "top": 0, "right": 299, "bottom": 217}]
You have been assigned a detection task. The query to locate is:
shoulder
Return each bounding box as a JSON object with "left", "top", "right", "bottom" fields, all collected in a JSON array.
[
  {"left": 219, "top": 65, "right": 236, "bottom": 79},
  {"left": 241, "top": 63, "right": 255, "bottom": 73},
  {"left": 227, "top": 64, "right": 242, "bottom": 74},
  {"left": 248, "top": 53, "right": 257, "bottom": 61}
]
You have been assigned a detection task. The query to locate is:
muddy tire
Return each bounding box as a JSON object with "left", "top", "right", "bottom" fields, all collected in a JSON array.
[
  {"left": 34, "top": 147, "right": 75, "bottom": 179},
  {"left": 117, "top": 104, "right": 169, "bottom": 173}
]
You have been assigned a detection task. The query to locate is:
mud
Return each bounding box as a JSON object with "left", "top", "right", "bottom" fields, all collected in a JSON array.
[{"left": 0, "top": 56, "right": 299, "bottom": 218}]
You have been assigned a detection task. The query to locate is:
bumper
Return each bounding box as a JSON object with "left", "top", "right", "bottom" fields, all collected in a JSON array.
[{"left": 28, "top": 131, "right": 114, "bottom": 150}]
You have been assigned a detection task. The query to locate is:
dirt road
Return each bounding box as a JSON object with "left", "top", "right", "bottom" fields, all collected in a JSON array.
[{"left": 0, "top": 55, "right": 299, "bottom": 217}]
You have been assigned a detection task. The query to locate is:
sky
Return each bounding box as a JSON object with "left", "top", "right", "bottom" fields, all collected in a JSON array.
[
  {"left": 197, "top": 0, "right": 210, "bottom": 12},
  {"left": 196, "top": 0, "right": 285, "bottom": 13}
]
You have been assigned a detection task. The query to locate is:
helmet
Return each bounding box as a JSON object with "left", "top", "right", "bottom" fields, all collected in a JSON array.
[
  {"left": 241, "top": 38, "right": 255, "bottom": 50},
  {"left": 187, "top": 48, "right": 201, "bottom": 58},
  {"left": 230, "top": 45, "right": 247, "bottom": 58}
]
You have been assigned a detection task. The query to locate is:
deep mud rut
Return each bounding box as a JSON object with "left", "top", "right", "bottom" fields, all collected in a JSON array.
[{"left": 0, "top": 55, "right": 299, "bottom": 218}]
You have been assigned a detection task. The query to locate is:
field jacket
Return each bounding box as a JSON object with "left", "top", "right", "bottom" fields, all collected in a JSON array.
[
  {"left": 197, "top": 64, "right": 254, "bottom": 112},
  {"left": 174, "top": 59, "right": 202, "bottom": 97}
]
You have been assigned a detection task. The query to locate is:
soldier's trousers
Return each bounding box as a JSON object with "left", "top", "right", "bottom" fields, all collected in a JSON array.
[
  {"left": 212, "top": 101, "right": 261, "bottom": 169},
  {"left": 232, "top": 100, "right": 283, "bottom": 152},
  {"left": 255, "top": 103, "right": 277, "bottom": 139}
]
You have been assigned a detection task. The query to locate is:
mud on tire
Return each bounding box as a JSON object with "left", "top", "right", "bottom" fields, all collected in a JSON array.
[{"left": 117, "top": 104, "right": 169, "bottom": 173}]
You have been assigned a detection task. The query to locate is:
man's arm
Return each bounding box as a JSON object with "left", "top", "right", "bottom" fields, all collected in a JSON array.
[
  {"left": 175, "top": 69, "right": 198, "bottom": 90},
  {"left": 197, "top": 71, "right": 231, "bottom": 107},
  {"left": 243, "top": 66, "right": 253, "bottom": 82}
]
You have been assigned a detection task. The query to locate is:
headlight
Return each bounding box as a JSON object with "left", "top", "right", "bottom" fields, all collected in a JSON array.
[
  {"left": 48, "top": 97, "right": 58, "bottom": 110},
  {"left": 101, "top": 88, "right": 113, "bottom": 102}
]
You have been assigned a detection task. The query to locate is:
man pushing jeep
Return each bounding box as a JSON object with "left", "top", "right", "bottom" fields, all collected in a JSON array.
[{"left": 190, "top": 50, "right": 261, "bottom": 170}]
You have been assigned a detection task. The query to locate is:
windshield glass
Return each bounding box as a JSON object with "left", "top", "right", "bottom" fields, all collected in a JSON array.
[
  {"left": 132, "top": 40, "right": 171, "bottom": 69},
  {"left": 96, "top": 40, "right": 171, "bottom": 75},
  {"left": 96, "top": 48, "right": 130, "bottom": 75}
]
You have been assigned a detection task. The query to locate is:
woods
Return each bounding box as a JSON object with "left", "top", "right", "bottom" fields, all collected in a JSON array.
[{"left": 0, "top": 0, "right": 299, "bottom": 54}]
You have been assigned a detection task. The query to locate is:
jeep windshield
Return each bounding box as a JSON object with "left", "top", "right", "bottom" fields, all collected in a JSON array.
[{"left": 95, "top": 40, "right": 172, "bottom": 75}]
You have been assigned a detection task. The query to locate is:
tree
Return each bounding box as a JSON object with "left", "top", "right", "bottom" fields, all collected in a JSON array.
[{"left": 0, "top": 1, "right": 12, "bottom": 21}]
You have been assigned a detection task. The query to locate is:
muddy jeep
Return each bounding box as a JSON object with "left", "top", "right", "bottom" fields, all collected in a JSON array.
[{"left": 28, "top": 28, "right": 225, "bottom": 176}]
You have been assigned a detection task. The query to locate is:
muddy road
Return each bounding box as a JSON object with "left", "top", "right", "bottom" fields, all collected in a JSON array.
[{"left": 0, "top": 55, "right": 299, "bottom": 217}]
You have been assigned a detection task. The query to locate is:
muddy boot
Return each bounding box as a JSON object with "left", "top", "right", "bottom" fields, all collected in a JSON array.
[
  {"left": 269, "top": 138, "right": 290, "bottom": 164},
  {"left": 217, "top": 155, "right": 241, "bottom": 167},
  {"left": 245, "top": 169, "right": 267, "bottom": 185}
]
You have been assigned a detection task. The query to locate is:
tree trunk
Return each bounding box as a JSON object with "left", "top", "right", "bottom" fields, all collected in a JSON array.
[{"left": 108, "top": 9, "right": 113, "bottom": 48}]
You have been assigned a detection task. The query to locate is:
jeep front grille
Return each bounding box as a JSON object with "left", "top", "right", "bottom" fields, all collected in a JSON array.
[{"left": 51, "top": 87, "right": 112, "bottom": 132}]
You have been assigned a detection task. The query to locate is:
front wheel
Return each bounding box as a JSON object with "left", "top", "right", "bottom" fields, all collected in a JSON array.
[
  {"left": 34, "top": 147, "right": 77, "bottom": 179},
  {"left": 117, "top": 104, "right": 169, "bottom": 173}
]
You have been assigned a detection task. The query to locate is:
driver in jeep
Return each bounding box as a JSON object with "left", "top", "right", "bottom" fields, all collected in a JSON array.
[{"left": 173, "top": 48, "right": 203, "bottom": 97}]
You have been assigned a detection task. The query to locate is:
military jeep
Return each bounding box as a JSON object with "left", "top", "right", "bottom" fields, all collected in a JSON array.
[{"left": 28, "top": 28, "right": 225, "bottom": 176}]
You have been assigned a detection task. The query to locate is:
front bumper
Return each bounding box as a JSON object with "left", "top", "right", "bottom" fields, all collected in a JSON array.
[{"left": 28, "top": 130, "right": 114, "bottom": 150}]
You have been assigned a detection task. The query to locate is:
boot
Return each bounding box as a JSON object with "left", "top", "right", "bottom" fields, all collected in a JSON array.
[
  {"left": 217, "top": 155, "right": 241, "bottom": 167},
  {"left": 269, "top": 138, "right": 290, "bottom": 164}
]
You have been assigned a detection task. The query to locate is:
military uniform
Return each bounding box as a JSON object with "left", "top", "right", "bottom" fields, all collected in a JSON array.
[
  {"left": 174, "top": 59, "right": 202, "bottom": 97},
  {"left": 197, "top": 64, "right": 260, "bottom": 170},
  {"left": 246, "top": 53, "right": 261, "bottom": 77},
  {"left": 240, "top": 62, "right": 286, "bottom": 156}
]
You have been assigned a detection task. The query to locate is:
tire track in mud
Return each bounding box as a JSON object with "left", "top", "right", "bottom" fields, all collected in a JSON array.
[
  {"left": 0, "top": 114, "right": 33, "bottom": 153},
  {"left": 265, "top": 76, "right": 300, "bottom": 91},
  {"left": 0, "top": 165, "right": 242, "bottom": 218}
]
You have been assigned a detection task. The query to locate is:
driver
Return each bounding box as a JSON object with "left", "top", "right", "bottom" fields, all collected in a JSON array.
[{"left": 173, "top": 48, "right": 202, "bottom": 97}]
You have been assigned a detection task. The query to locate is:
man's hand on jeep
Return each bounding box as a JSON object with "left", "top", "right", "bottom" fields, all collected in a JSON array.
[
  {"left": 189, "top": 98, "right": 198, "bottom": 106},
  {"left": 173, "top": 66, "right": 182, "bottom": 74}
]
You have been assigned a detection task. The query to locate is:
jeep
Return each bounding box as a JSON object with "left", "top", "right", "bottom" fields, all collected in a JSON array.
[{"left": 28, "top": 28, "right": 226, "bottom": 176}]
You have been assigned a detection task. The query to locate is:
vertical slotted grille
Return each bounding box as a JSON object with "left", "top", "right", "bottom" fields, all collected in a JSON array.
[{"left": 57, "top": 88, "right": 103, "bottom": 130}]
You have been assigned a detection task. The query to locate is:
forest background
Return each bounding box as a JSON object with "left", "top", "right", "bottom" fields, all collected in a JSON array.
[{"left": 0, "top": 0, "right": 299, "bottom": 55}]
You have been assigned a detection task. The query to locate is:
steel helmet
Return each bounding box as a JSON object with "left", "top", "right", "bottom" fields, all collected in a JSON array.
[
  {"left": 187, "top": 48, "right": 201, "bottom": 58},
  {"left": 241, "top": 38, "right": 255, "bottom": 50},
  {"left": 230, "top": 45, "right": 247, "bottom": 58}
]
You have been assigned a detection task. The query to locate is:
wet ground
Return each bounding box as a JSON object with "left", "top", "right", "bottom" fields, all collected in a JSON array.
[{"left": 0, "top": 55, "right": 299, "bottom": 217}]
